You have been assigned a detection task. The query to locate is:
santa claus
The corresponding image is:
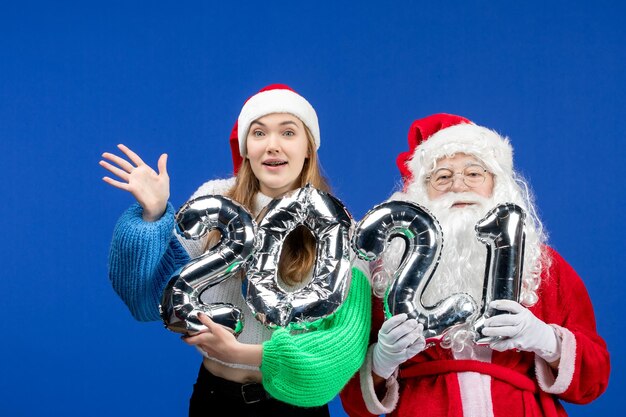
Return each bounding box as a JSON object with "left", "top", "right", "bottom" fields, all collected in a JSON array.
[{"left": 340, "top": 114, "right": 610, "bottom": 417}]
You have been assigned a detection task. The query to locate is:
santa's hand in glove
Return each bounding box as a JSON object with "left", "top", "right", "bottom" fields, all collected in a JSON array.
[
  {"left": 482, "top": 300, "right": 561, "bottom": 364},
  {"left": 372, "top": 313, "right": 426, "bottom": 379}
]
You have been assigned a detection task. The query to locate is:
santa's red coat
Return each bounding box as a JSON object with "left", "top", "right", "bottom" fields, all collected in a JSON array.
[{"left": 340, "top": 247, "right": 610, "bottom": 417}]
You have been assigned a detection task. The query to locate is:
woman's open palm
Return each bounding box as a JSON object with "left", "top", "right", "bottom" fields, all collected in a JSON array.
[{"left": 100, "top": 144, "right": 170, "bottom": 221}]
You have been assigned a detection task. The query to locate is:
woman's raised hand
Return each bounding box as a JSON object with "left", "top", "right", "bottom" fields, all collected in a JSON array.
[{"left": 100, "top": 144, "right": 170, "bottom": 222}]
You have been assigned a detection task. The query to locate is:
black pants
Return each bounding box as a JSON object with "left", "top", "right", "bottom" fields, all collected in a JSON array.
[{"left": 189, "top": 364, "right": 331, "bottom": 417}]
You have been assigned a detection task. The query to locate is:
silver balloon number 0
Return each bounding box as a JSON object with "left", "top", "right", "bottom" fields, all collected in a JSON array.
[
  {"left": 245, "top": 185, "right": 353, "bottom": 328},
  {"left": 352, "top": 201, "right": 477, "bottom": 341},
  {"left": 160, "top": 195, "right": 256, "bottom": 335}
]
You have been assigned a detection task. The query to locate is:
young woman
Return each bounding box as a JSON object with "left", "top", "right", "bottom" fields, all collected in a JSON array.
[{"left": 100, "top": 84, "right": 371, "bottom": 416}]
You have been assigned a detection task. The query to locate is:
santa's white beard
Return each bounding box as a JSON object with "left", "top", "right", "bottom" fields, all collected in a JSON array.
[{"left": 419, "top": 192, "right": 494, "bottom": 308}]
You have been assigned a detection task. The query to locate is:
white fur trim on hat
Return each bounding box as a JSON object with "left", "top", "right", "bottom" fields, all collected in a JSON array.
[
  {"left": 237, "top": 89, "right": 320, "bottom": 156},
  {"left": 407, "top": 123, "right": 514, "bottom": 183}
]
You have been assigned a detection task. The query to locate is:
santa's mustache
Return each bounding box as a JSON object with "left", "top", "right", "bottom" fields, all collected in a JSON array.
[{"left": 425, "top": 191, "right": 494, "bottom": 214}]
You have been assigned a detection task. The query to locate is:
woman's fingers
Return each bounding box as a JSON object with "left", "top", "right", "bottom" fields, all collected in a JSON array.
[
  {"left": 99, "top": 160, "right": 130, "bottom": 181},
  {"left": 101, "top": 151, "right": 135, "bottom": 173},
  {"left": 198, "top": 314, "right": 228, "bottom": 336},
  {"left": 182, "top": 315, "right": 217, "bottom": 345},
  {"left": 182, "top": 333, "right": 208, "bottom": 346},
  {"left": 197, "top": 313, "right": 214, "bottom": 327},
  {"left": 157, "top": 153, "right": 169, "bottom": 177},
  {"left": 117, "top": 144, "right": 146, "bottom": 166},
  {"left": 102, "top": 176, "right": 130, "bottom": 191},
  {"left": 182, "top": 326, "right": 213, "bottom": 344}
]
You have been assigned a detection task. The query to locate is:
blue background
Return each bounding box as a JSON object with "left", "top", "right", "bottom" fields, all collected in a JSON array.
[{"left": 1, "top": 1, "right": 623, "bottom": 416}]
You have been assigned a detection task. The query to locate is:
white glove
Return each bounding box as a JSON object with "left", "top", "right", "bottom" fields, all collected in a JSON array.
[
  {"left": 372, "top": 313, "right": 426, "bottom": 379},
  {"left": 482, "top": 300, "right": 561, "bottom": 363}
]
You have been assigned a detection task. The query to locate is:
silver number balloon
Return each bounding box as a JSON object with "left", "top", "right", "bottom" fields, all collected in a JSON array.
[
  {"left": 352, "top": 201, "right": 476, "bottom": 341},
  {"left": 245, "top": 184, "right": 353, "bottom": 328},
  {"left": 160, "top": 195, "right": 256, "bottom": 335},
  {"left": 472, "top": 203, "right": 526, "bottom": 344}
]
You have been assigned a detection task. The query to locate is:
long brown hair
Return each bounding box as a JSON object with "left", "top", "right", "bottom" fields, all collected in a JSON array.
[{"left": 205, "top": 125, "right": 330, "bottom": 285}]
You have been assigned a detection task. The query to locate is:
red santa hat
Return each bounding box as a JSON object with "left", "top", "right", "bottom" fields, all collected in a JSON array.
[
  {"left": 229, "top": 84, "right": 320, "bottom": 174},
  {"left": 396, "top": 113, "right": 514, "bottom": 189}
]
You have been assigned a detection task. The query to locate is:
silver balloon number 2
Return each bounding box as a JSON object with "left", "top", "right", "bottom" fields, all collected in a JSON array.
[
  {"left": 352, "top": 201, "right": 477, "bottom": 341},
  {"left": 160, "top": 196, "right": 256, "bottom": 335},
  {"left": 473, "top": 203, "right": 526, "bottom": 344},
  {"left": 245, "top": 185, "right": 353, "bottom": 328}
]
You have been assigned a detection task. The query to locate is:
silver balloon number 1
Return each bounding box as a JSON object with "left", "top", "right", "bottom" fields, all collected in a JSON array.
[
  {"left": 160, "top": 196, "right": 256, "bottom": 335},
  {"left": 352, "top": 201, "right": 477, "bottom": 341},
  {"left": 473, "top": 203, "right": 526, "bottom": 344}
]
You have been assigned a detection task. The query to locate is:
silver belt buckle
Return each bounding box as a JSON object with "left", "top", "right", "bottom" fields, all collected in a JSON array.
[{"left": 241, "top": 383, "right": 263, "bottom": 404}]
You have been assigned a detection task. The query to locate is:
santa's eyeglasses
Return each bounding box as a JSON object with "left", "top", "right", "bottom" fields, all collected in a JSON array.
[{"left": 426, "top": 164, "right": 489, "bottom": 191}]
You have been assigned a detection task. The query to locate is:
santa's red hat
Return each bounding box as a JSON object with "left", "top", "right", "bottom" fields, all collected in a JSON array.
[
  {"left": 229, "top": 84, "right": 320, "bottom": 174},
  {"left": 396, "top": 113, "right": 513, "bottom": 189}
]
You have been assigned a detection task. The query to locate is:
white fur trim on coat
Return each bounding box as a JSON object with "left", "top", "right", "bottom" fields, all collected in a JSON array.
[
  {"left": 359, "top": 344, "right": 400, "bottom": 415},
  {"left": 535, "top": 325, "right": 576, "bottom": 394}
]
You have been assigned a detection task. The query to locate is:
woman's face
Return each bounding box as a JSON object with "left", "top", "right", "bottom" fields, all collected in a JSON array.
[{"left": 246, "top": 113, "right": 310, "bottom": 198}]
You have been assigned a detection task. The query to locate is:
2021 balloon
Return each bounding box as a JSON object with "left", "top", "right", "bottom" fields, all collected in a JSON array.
[
  {"left": 472, "top": 203, "right": 526, "bottom": 344},
  {"left": 159, "top": 195, "right": 256, "bottom": 335},
  {"left": 245, "top": 184, "right": 353, "bottom": 328},
  {"left": 352, "top": 200, "right": 477, "bottom": 341}
]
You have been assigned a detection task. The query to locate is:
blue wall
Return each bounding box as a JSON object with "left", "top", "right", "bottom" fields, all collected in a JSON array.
[{"left": 1, "top": 1, "right": 623, "bottom": 415}]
